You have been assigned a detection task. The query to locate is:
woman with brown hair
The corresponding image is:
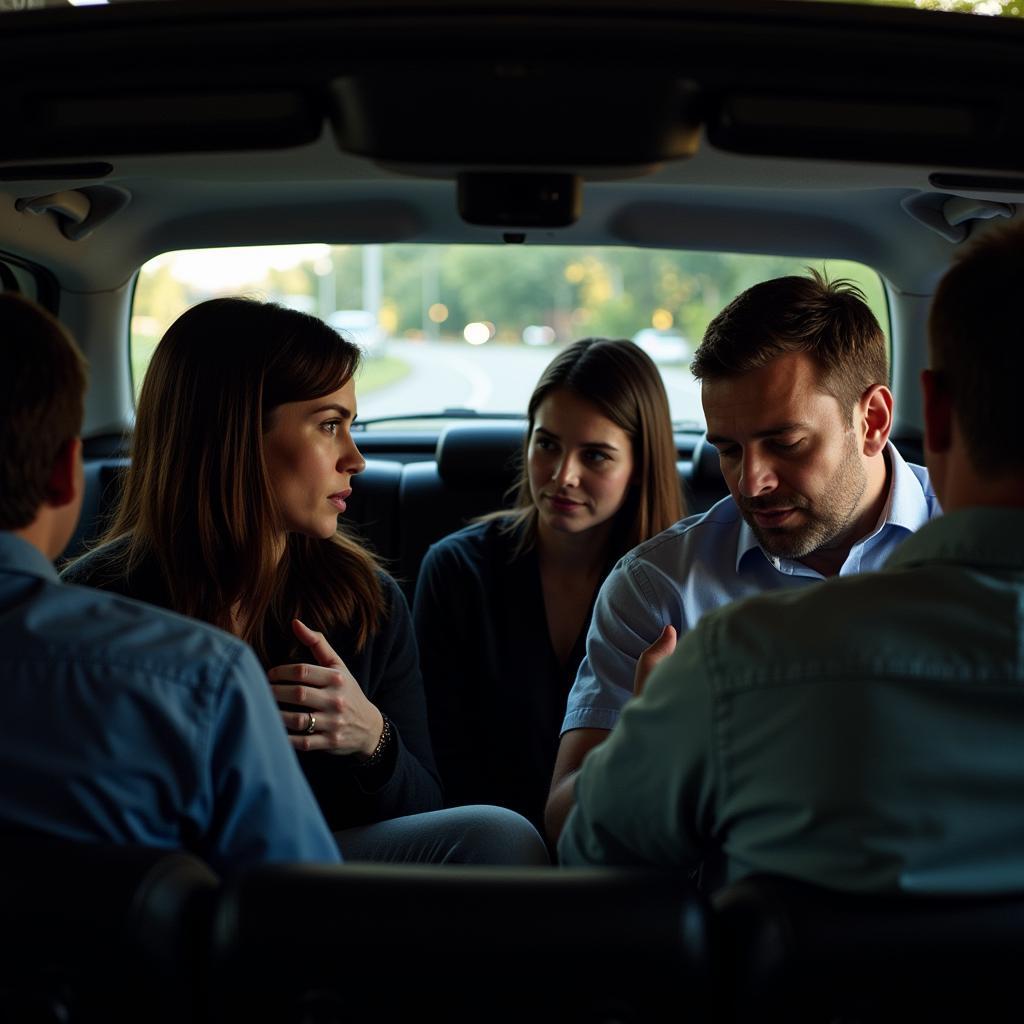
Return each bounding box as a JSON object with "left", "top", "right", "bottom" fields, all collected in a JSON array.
[
  {"left": 64, "top": 297, "right": 546, "bottom": 863},
  {"left": 413, "top": 338, "right": 684, "bottom": 831}
]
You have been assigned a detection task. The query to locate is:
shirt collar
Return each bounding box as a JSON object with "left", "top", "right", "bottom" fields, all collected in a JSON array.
[
  {"left": 887, "top": 506, "right": 1024, "bottom": 573},
  {"left": 885, "top": 442, "right": 935, "bottom": 533},
  {"left": 0, "top": 532, "right": 61, "bottom": 583},
  {"left": 735, "top": 442, "right": 931, "bottom": 575}
]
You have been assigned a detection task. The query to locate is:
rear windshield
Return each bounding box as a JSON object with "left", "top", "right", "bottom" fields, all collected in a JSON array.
[{"left": 132, "top": 244, "right": 889, "bottom": 430}]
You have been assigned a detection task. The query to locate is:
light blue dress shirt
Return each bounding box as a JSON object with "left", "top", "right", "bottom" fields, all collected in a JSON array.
[
  {"left": 562, "top": 445, "right": 940, "bottom": 734},
  {"left": 560, "top": 508, "right": 1024, "bottom": 894},
  {"left": 0, "top": 532, "right": 340, "bottom": 873}
]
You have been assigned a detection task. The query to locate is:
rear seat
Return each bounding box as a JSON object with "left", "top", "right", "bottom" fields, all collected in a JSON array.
[
  {"left": 389, "top": 422, "right": 526, "bottom": 593},
  {"left": 64, "top": 425, "right": 730, "bottom": 596},
  {"left": 341, "top": 423, "right": 727, "bottom": 598}
]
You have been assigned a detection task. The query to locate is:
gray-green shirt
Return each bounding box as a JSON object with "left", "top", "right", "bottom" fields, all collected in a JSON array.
[{"left": 560, "top": 508, "right": 1024, "bottom": 894}]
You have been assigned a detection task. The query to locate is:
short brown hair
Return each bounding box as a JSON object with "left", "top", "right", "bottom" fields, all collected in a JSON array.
[
  {"left": 0, "top": 294, "right": 87, "bottom": 530},
  {"left": 494, "top": 337, "right": 684, "bottom": 560},
  {"left": 691, "top": 271, "right": 889, "bottom": 420},
  {"left": 928, "top": 222, "right": 1024, "bottom": 475}
]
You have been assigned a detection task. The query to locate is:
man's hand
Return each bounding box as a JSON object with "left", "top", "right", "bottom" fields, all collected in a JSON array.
[{"left": 633, "top": 625, "right": 677, "bottom": 697}]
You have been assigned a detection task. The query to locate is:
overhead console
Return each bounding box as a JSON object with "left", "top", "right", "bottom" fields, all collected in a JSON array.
[
  {"left": 0, "top": 2, "right": 1023, "bottom": 184},
  {"left": 329, "top": 67, "right": 700, "bottom": 168}
]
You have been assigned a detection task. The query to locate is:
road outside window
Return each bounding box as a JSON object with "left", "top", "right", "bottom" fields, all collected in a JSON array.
[{"left": 132, "top": 244, "right": 888, "bottom": 430}]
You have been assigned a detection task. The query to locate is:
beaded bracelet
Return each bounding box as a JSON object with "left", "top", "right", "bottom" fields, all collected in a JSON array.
[{"left": 357, "top": 714, "right": 392, "bottom": 769}]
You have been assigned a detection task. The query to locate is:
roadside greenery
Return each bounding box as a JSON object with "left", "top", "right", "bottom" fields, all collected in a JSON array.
[
  {"left": 851, "top": 0, "right": 1022, "bottom": 13},
  {"left": 133, "top": 245, "right": 888, "bottom": 395},
  {"left": 322, "top": 245, "right": 887, "bottom": 349},
  {"left": 356, "top": 355, "right": 412, "bottom": 396}
]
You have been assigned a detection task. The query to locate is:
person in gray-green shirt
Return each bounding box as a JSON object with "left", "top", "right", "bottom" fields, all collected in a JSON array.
[{"left": 560, "top": 222, "right": 1024, "bottom": 893}]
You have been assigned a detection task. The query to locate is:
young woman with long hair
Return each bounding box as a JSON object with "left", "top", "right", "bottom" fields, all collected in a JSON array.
[
  {"left": 64, "top": 297, "right": 547, "bottom": 863},
  {"left": 412, "top": 338, "right": 684, "bottom": 830}
]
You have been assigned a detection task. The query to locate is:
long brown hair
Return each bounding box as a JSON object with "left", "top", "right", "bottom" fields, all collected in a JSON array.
[
  {"left": 101, "top": 297, "right": 383, "bottom": 661},
  {"left": 496, "top": 337, "right": 684, "bottom": 561}
]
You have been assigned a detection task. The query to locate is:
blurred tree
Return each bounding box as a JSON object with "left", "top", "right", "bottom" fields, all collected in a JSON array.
[{"left": 845, "top": 0, "right": 1021, "bottom": 13}]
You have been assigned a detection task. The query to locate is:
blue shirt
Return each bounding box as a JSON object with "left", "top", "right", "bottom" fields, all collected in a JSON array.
[
  {"left": 0, "top": 532, "right": 340, "bottom": 873},
  {"left": 560, "top": 508, "right": 1024, "bottom": 894},
  {"left": 563, "top": 445, "right": 940, "bottom": 733}
]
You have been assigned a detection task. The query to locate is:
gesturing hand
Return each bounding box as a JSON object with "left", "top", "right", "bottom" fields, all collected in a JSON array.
[
  {"left": 633, "top": 625, "right": 677, "bottom": 698},
  {"left": 268, "top": 618, "right": 384, "bottom": 756}
]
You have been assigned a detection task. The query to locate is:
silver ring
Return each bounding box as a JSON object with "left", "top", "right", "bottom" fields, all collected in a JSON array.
[{"left": 304, "top": 712, "right": 317, "bottom": 735}]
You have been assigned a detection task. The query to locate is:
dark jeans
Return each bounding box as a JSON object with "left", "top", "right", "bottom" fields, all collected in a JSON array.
[{"left": 334, "top": 805, "right": 550, "bottom": 866}]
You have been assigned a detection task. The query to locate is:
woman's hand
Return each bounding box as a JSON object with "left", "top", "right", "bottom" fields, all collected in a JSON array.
[{"left": 268, "top": 618, "right": 385, "bottom": 756}]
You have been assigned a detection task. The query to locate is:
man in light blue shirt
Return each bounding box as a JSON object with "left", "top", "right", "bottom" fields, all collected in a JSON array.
[
  {"left": 560, "top": 223, "right": 1024, "bottom": 892},
  {"left": 546, "top": 272, "right": 939, "bottom": 841},
  {"left": 0, "top": 294, "right": 340, "bottom": 873}
]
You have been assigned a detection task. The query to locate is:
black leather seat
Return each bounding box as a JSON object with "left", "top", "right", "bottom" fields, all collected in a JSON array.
[
  {"left": 210, "top": 864, "right": 711, "bottom": 1023},
  {"left": 714, "top": 873, "right": 1024, "bottom": 1023},
  {"left": 394, "top": 422, "right": 525, "bottom": 594},
  {"left": 67, "top": 425, "right": 721, "bottom": 595},
  {"left": 685, "top": 433, "right": 727, "bottom": 514},
  {"left": 0, "top": 836, "right": 218, "bottom": 1023}
]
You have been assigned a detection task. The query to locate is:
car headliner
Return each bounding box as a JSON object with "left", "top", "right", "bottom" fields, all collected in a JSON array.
[{"left": 0, "top": 0, "right": 1020, "bottom": 436}]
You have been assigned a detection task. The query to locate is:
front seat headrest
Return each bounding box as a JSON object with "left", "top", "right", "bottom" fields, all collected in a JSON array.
[{"left": 436, "top": 422, "right": 526, "bottom": 487}]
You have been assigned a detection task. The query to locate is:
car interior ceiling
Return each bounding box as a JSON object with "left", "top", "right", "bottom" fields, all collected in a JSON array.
[
  {"left": 0, "top": 0, "right": 1008, "bottom": 572},
  {"left": 16, "top": 0, "right": 988, "bottom": 570},
  {"left": 2, "top": 3, "right": 1024, "bottom": 1018}
]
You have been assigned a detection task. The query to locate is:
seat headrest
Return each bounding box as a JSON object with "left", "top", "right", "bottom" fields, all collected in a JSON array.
[
  {"left": 436, "top": 422, "right": 526, "bottom": 487},
  {"left": 691, "top": 432, "right": 724, "bottom": 486}
]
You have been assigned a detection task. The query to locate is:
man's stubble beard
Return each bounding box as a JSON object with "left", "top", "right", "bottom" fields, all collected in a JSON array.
[{"left": 742, "top": 429, "right": 867, "bottom": 561}]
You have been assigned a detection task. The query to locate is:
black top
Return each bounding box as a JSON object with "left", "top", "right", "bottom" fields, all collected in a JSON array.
[
  {"left": 412, "top": 518, "right": 601, "bottom": 831},
  {"left": 61, "top": 538, "right": 442, "bottom": 831}
]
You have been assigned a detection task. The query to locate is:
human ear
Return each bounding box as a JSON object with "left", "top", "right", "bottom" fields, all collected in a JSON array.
[
  {"left": 858, "top": 384, "right": 893, "bottom": 457},
  {"left": 45, "top": 437, "right": 81, "bottom": 509},
  {"left": 920, "top": 370, "right": 953, "bottom": 454}
]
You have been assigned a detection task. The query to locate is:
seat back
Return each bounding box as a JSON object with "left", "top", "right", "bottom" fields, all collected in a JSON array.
[
  {"left": 714, "top": 874, "right": 1024, "bottom": 1022},
  {"left": 210, "top": 864, "right": 711, "bottom": 1023},
  {"left": 686, "top": 433, "right": 727, "bottom": 513},
  {"left": 0, "top": 836, "right": 218, "bottom": 1024},
  {"left": 67, "top": 425, "right": 724, "bottom": 596},
  {"left": 60, "top": 457, "right": 129, "bottom": 563},
  {"left": 395, "top": 422, "right": 525, "bottom": 593}
]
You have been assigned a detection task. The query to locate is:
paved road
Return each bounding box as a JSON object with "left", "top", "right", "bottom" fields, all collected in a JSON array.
[{"left": 358, "top": 339, "right": 704, "bottom": 426}]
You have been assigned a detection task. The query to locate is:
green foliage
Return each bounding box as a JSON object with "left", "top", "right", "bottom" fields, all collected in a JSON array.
[
  {"left": 132, "top": 244, "right": 891, "bottom": 387},
  {"left": 823, "top": 0, "right": 1023, "bottom": 14},
  {"left": 378, "top": 246, "right": 889, "bottom": 347},
  {"left": 356, "top": 355, "right": 412, "bottom": 395}
]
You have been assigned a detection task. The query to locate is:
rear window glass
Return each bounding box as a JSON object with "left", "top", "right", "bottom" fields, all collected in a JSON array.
[
  {"left": 7, "top": 1, "right": 1020, "bottom": 17},
  {"left": 132, "top": 244, "right": 889, "bottom": 430}
]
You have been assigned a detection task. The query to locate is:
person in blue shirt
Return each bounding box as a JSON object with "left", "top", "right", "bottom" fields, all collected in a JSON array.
[
  {"left": 559, "top": 222, "right": 1024, "bottom": 891},
  {"left": 0, "top": 292, "right": 340, "bottom": 874},
  {"left": 546, "top": 271, "right": 940, "bottom": 843}
]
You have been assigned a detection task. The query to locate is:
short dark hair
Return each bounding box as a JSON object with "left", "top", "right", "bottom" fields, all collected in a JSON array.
[
  {"left": 691, "top": 270, "right": 889, "bottom": 420},
  {"left": 0, "top": 294, "right": 87, "bottom": 530},
  {"left": 928, "top": 222, "right": 1024, "bottom": 475}
]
